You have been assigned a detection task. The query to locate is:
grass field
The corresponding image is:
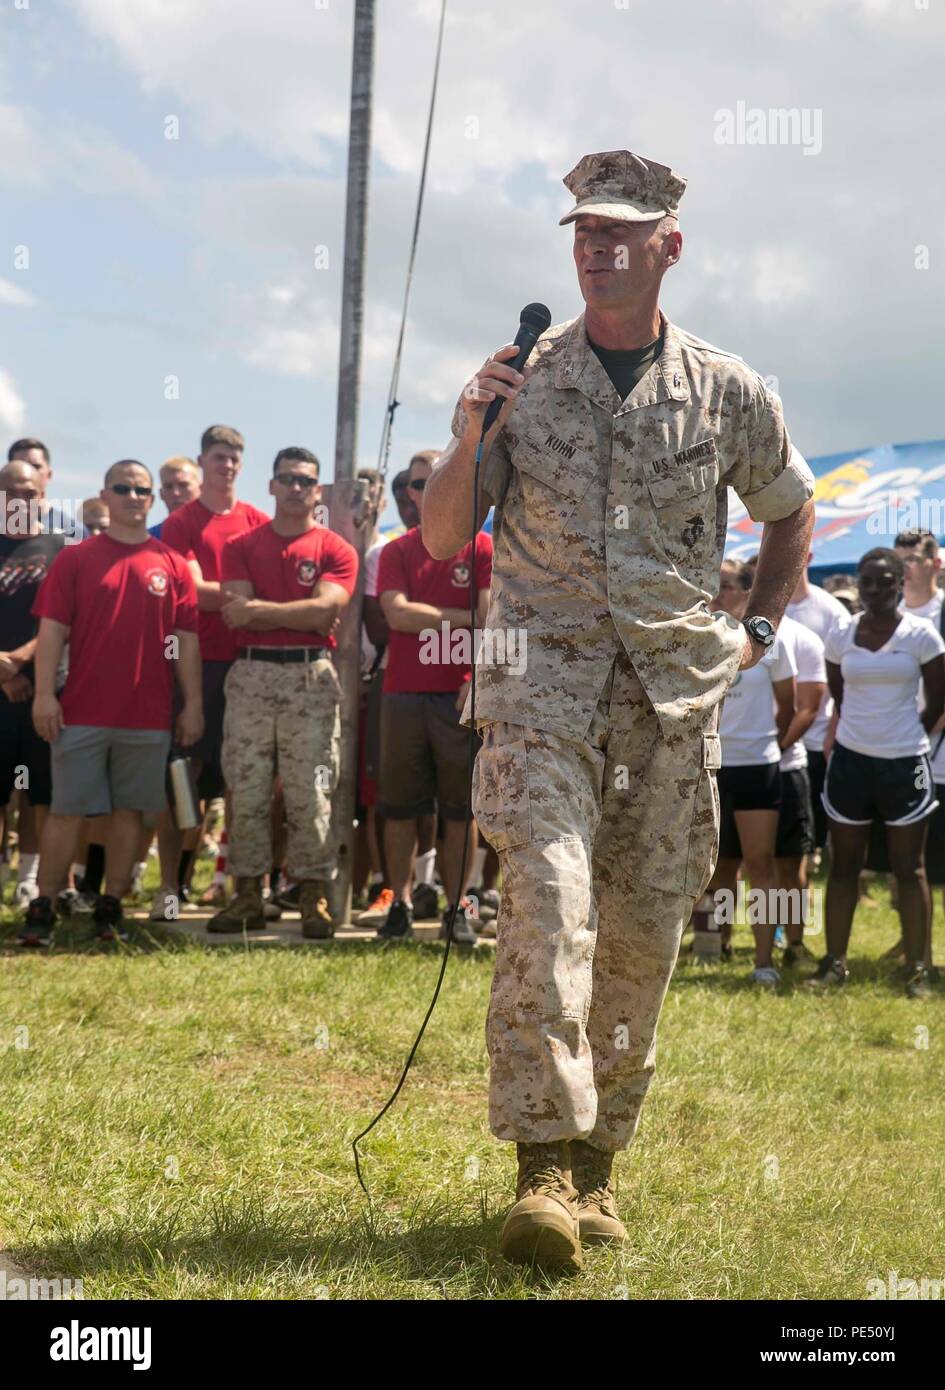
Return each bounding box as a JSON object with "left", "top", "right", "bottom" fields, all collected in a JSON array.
[{"left": 2, "top": 864, "right": 944, "bottom": 1300}]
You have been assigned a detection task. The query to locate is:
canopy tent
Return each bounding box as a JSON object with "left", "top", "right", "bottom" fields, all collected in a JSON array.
[{"left": 725, "top": 439, "right": 945, "bottom": 582}]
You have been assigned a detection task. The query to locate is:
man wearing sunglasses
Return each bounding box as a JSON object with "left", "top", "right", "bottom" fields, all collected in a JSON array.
[
  {"left": 375, "top": 450, "right": 492, "bottom": 945},
  {"left": 24, "top": 460, "right": 202, "bottom": 944},
  {"left": 211, "top": 447, "right": 358, "bottom": 938}
]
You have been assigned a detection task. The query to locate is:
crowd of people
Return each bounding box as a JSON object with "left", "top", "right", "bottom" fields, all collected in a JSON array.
[
  {"left": 1, "top": 424, "right": 943, "bottom": 992},
  {"left": 0, "top": 427, "right": 497, "bottom": 949},
  {"left": 703, "top": 530, "right": 945, "bottom": 997}
]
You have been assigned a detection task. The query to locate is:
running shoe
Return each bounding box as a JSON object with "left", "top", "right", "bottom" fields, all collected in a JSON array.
[
  {"left": 439, "top": 900, "right": 479, "bottom": 947},
  {"left": 93, "top": 894, "right": 129, "bottom": 942},
  {"left": 358, "top": 887, "right": 394, "bottom": 926},
  {"left": 376, "top": 898, "right": 413, "bottom": 941},
  {"left": 410, "top": 882, "right": 440, "bottom": 920},
  {"left": 805, "top": 954, "right": 849, "bottom": 989},
  {"left": 17, "top": 895, "right": 55, "bottom": 948},
  {"left": 905, "top": 965, "right": 932, "bottom": 999}
]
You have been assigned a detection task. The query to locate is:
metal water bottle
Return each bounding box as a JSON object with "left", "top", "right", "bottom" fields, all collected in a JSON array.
[{"left": 168, "top": 755, "right": 200, "bottom": 830}]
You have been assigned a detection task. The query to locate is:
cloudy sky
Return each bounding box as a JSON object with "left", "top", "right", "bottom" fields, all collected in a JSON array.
[{"left": 1, "top": 0, "right": 942, "bottom": 524}]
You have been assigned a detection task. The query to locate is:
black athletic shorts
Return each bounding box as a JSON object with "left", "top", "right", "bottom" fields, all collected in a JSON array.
[
  {"left": 806, "top": 749, "right": 828, "bottom": 850},
  {"left": 717, "top": 762, "right": 781, "bottom": 860},
  {"left": 824, "top": 742, "right": 938, "bottom": 827},
  {"left": 0, "top": 695, "right": 52, "bottom": 805},
  {"left": 775, "top": 767, "right": 815, "bottom": 859}
]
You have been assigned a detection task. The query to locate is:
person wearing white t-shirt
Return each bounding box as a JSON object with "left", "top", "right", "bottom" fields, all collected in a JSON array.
[
  {"left": 708, "top": 560, "right": 797, "bottom": 986},
  {"left": 868, "top": 529, "right": 945, "bottom": 965},
  {"left": 773, "top": 615, "right": 826, "bottom": 964},
  {"left": 895, "top": 527, "right": 944, "bottom": 627},
  {"left": 786, "top": 563, "right": 851, "bottom": 852},
  {"left": 814, "top": 549, "right": 945, "bottom": 998}
]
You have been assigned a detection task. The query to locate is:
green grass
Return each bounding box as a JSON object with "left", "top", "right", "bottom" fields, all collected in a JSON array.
[{"left": 1, "top": 866, "right": 944, "bottom": 1300}]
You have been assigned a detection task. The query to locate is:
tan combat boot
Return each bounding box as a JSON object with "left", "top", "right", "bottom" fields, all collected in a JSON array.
[
  {"left": 571, "top": 1139, "right": 627, "bottom": 1245},
  {"left": 207, "top": 876, "right": 266, "bottom": 933},
  {"left": 300, "top": 881, "right": 334, "bottom": 940},
  {"left": 498, "top": 1141, "right": 582, "bottom": 1272}
]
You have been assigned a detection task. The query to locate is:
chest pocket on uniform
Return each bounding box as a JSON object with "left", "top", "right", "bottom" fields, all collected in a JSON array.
[
  {"left": 644, "top": 437, "right": 719, "bottom": 508},
  {"left": 642, "top": 438, "right": 719, "bottom": 560},
  {"left": 510, "top": 425, "right": 595, "bottom": 570}
]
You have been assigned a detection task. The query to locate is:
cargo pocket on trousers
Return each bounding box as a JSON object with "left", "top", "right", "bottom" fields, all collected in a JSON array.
[
  {"left": 684, "top": 733, "right": 722, "bottom": 899},
  {"left": 472, "top": 731, "right": 532, "bottom": 853}
]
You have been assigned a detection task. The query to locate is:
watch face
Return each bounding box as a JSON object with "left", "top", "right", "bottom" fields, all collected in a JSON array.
[{"left": 749, "top": 617, "right": 775, "bottom": 644}]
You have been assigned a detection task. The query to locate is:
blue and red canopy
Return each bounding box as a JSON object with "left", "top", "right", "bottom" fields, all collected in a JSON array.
[{"left": 725, "top": 439, "right": 945, "bottom": 581}]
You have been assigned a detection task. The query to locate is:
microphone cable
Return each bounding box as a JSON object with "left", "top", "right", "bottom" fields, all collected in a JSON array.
[{"left": 352, "top": 417, "right": 487, "bottom": 1199}]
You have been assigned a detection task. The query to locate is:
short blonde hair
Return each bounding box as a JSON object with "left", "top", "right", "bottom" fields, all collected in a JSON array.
[
  {"left": 160, "top": 455, "right": 198, "bottom": 484},
  {"left": 409, "top": 449, "right": 440, "bottom": 469}
]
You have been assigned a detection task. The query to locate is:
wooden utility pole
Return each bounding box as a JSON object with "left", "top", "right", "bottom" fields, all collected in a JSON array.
[{"left": 328, "top": 0, "right": 376, "bottom": 928}]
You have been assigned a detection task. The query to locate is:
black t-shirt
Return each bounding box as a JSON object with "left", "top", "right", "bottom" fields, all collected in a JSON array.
[
  {"left": 588, "top": 329, "right": 665, "bottom": 402},
  {"left": 0, "top": 531, "right": 68, "bottom": 668}
]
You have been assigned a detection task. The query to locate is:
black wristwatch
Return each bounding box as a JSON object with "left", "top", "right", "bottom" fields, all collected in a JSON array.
[{"left": 743, "top": 615, "right": 776, "bottom": 649}]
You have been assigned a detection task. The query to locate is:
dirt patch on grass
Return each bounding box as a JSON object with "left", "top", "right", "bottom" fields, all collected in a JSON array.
[{"left": 203, "top": 1048, "right": 486, "bottom": 1108}]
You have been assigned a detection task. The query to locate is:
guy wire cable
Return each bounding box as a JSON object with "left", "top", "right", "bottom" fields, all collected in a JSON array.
[
  {"left": 376, "top": 0, "right": 448, "bottom": 483},
  {"left": 352, "top": 417, "right": 485, "bottom": 1199}
]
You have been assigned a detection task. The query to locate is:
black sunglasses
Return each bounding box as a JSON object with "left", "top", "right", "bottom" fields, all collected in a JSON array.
[
  {"left": 407, "top": 477, "right": 427, "bottom": 491},
  {"left": 275, "top": 472, "right": 319, "bottom": 491},
  {"left": 110, "top": 483, "right": 152, "bottom": 497}
]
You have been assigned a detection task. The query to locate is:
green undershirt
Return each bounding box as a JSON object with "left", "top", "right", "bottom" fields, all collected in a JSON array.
[{"left": 588, "top": 329, "right": 665, "bottom": 402}]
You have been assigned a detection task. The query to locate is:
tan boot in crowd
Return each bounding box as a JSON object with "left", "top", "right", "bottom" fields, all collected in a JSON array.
[
  {"left": 571, "top": 1139, "right": 627, "bottom": 1245},
  {"left": 300, "top": 881, "right": 334, "bottom": 940},
  {"left": 498, "top": 1140, "right": 582, "bottom": 1272},
  {"left": 207, "top": 876, "right": 266, "bottom": 933}
]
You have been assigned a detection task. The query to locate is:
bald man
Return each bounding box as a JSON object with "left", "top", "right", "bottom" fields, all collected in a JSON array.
[{"left": 0, "top": 461, "right": 71, "bottom": 919}]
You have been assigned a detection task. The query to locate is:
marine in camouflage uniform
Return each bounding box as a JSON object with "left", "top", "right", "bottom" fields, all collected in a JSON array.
[
  {"left": 222, "top": 655, "right": 341, "bottom": 881},
  {"left": 210, "top": 448, "right": 357, "bottom": 939},
  {"left": 428, "top": 149, "right": 815, "bottom": 1269}
]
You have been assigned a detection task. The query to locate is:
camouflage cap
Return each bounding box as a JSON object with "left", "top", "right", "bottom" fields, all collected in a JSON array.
[{"left": 559, "top": 150, "right": 687, "bottom": 226}]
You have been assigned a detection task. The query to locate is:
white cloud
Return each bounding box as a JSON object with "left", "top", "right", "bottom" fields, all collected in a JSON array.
[
  {"left": 0, "top": 277, "right": 36, "bottom": 308},
  {"left": 0, "top": 369, "right": 26, "bottom": 435},
  {"left": 0, "top": 80, "right": 160, "bottom": 202},
  {"left": 2, "top": 0, "right": 943, "bottom": 474},
  {"left": 0, "top": 103, "right": 53, "bottom": 187},
  {"left": 750, "top": 247, "right": 813, "bottom": 308}
]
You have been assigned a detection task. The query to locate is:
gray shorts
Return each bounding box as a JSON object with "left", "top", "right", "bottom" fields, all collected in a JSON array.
[{"left": 50, "top": 725, "right": 172, "bottom": 817}]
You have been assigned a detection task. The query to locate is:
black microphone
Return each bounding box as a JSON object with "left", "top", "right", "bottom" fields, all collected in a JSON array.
[{"left": 482, "top": 302, "right": 551, "bottom": 433}]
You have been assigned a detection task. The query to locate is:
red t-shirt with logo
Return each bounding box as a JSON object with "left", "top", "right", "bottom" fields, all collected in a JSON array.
[
  {"left": 32, "top": 533, "right": 198, "bottom": 730},
  {"left": 377, "top": 528, "right": 493, "bottom": 693},
  {"left": 221, "top": 523, "right": 359, "bottom": 648},
  {"left": 161, "top": 498, "right": 269, "bottom": 661}
]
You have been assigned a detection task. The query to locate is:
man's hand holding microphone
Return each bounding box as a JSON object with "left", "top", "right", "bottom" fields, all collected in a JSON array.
[{"left": 422, "top": 304, "right": 551, "bottom": 561}]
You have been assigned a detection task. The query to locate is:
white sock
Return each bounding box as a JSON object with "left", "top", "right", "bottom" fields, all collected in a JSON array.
[
  {"left": 19, "top": 852, "right": 39, "bottom": 884},
  {"left": 413, "top": 849, "right": 436, "bottom": 887},
  {"left": 470, "top": 847, "right": 487, "bottom": 885}
]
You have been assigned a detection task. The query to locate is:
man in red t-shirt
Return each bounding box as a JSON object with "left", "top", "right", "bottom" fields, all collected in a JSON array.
[
  {"left": 154, "top": 423, "right": 268, "bottom": 919},
  {"left": 376, "top": 450, "right": 493, "bottom": 944},
  {"left": 210, "top": 446, "right": 358, "bottom": 938},
  {"left": 25, "top": 460, "right": 202, "bottom": 945}
]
